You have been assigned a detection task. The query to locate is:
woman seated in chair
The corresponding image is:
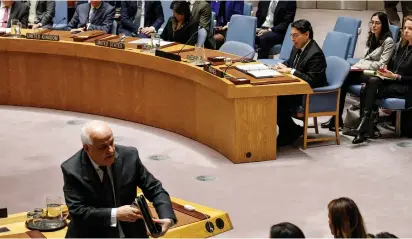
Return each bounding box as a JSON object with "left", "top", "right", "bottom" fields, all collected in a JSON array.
[
  {"left": 160, "top": 1, "right": 199, "bottom": 45},
  {"left": 321, "top": 12, "right": 395, "bottom": 131},
  {"left": 353, "top": 15, "right": 412, "bottom": 144}
]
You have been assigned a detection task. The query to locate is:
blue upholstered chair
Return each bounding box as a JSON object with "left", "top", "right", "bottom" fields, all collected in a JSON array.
[
  {"left": 294, "top": 56, "right": 351, "bottom": 149},
  {"left": 322, "top": 31, "right": 351, "bottom": 59},
  {"left": 219, "top": 41, "right": 255, "bottom": 58},
  {"left": 268, "top": 24, "right": 293, "bottom": 57},
  {"left": 52, "top": 0, "right": 68, "bottom": 29},
  {"left": 243, "top": 2, "right": 253, "bottom": 16},
  {"left": 259, "top": 24, "right": 293, "bottom": 66},
  {"left": 226, "top": 15, "right": 257, "bottom": 48},
  {"left": 158, "top": 1, "right": 173, "bottom": 34},
  {"left": 334, "top": 16, "right": 361, "bottom": 60},
  {"left": 211, "top": 11, "right": 216, "bottom": 35},
  {"left": 197, "top": 28, "right": 207, "bottom": 45}
]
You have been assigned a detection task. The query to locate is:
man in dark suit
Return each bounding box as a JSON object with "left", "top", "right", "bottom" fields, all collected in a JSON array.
[
  {"left": 119, "top": 0, "right": 164, "bottom": 37},
  {"left": 273, "top": 19, "right": 327, "bottom": 146},
  {"left": 26, "top": 0, "right": 55, "bottom": 29},
  {"left": 255, "top": 0, "right": 296, "bottom": 59},
  {"left": 189, "top": 0, "right": 215, "bottom": 49},
  {"left": 67, "top": 0, "right": 114, "bottom": 34},
  {"left": 0, "top": 0, "right": 29, "bottom": 28},
  {"left": 61, "top": 120, "right": 176, "bottom": 238}
]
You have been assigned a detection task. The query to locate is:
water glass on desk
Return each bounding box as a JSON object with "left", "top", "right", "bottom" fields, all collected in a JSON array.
[
  {"left": 151, "top": 33, "right": 161, "bottom": 52},
  {"left": 194, "top": 43, "right": 205, "bottom": 65},
  {"left": 46, "top": 196, "right": 62, "bottom": 221},
  {"left": 10, "top": 19, "right": 22, "bottom": 37}
]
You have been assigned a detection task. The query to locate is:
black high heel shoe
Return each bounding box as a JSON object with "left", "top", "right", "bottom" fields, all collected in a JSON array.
[
  {"left": 321, "top": 116, "right": 343, "bottom": 131},
  {"left": 352, "top": 116, "right": 370, "bottom": 144}
]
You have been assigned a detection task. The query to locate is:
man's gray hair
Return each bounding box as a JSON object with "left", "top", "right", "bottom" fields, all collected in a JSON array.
[{"left": 80, "top": 120, "right": 111, "bottom": 145}]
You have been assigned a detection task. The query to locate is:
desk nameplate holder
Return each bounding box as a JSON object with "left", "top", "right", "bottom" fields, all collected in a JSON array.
[
  {"left": 26, "top": 33, "right": 59, "bottom": 41},
  {"left": 203, "top": 65, "right": 250, "bottom": 85},
  {"left": 95, "top": 40, "right": 125, "bottom": 49}
]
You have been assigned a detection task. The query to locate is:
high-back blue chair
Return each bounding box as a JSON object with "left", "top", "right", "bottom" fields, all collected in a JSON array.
[
  {"left": 333, "top": 16, "right": 361, "bottom": 59},
  {"left": 243, "top": 2, "right": 253, "bottom": 16},
  {"left": 211, "top": 11, "right": 216, "bottom": 35},
  {"left": 226, "top": 15, "right": 257, "bottom": 48},
  {"left": 219, "top": 41, "right": 256, "bottom": 58},
  {"left": 53, "top": 0, "right": 68, "bottom": 29},
  {"left": 197, "top": 28, "right": 207, "bottom": 45},
  {"left": 159, "top": 1, "right": 173, "bottom": 34},
  {"left": 259, "top": 24, "right": 293, "bottom": 66},
  {"left": 268, "top": 24, "right": 293, "bottom": 57},
  {"left": 390, "top": 24, "right": 400, "bottom": 42},
  {"left": 294, "top": 56, "right": 351, "bottom": 149},
  {"left": 322, "top": 31, "right": 351, "bottom": 59}
]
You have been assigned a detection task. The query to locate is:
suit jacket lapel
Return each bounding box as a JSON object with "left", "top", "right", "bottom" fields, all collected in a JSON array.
[
  {"left": 81, "top": 150, "right": 103, "bottom": 198},
  {"left": 111, "top": 150, "right": 122, "bottom": 207},
  {"left": 92, "top": 4, "right": 105, "bottom": 24}
]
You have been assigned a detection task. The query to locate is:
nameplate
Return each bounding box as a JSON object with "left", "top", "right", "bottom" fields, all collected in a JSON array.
[
  {"left": 203, "top": 65, "right": 224, "bottom": 78},
  {"left": 26, "top": 33, "right": 59, "bottom": 41},
  {"left": 95, "top": 40, "right": 125, "bottom": 49}
]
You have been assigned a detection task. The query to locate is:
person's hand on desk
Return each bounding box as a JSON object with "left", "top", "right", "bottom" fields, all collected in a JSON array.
[
  {"left": 30, "top": 23, "right": 41, "bottom": 29},
  {"left": 116, "top": 205, "right": 143, "bottom": 222},
  {"left": 273, "top": 63, "right": 292, "bottom": 74},
  {"left": 139, "top": 27, "right": 156, "bottom": 35},
  {"left": 151, "top": 218, "right": 173, "bottom": 237},
  {"left": 70, "top": 27, "right": 85, "bottom": 33}
]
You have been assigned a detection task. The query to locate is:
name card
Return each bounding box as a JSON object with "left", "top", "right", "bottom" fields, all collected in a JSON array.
[
  {"left": 26, "top": 33, "right": 59, "bottom": 41},
  {"left": 203, "top": 65, "right": 224, "bottom": 78},
  {"left": 95, "top": 40, "right": 125, "bottom": 49}
]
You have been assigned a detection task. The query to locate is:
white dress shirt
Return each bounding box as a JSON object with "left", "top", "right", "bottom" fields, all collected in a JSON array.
[
  {"left": 28, "top": 0, "right": 38, "bottom": 25},
  {"left": 189, "top": 0, "right": 196, "bottom": 12},
  {"left": 262, "top": 0, "right": 278, "bottom": 28},
  {"left": 0, "top": 1, "right": 12, "bottom": 28}
]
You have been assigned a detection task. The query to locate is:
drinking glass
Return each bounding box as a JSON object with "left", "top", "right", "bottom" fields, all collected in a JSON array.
[
  {"left": 46, "top": 196, "right": 62, "bottom": 221},
  {"left": 151, "top": 33, "right": 161, "bottom": 52},
  {"left": 224, "top": 57, "right": 232, "bottom": 69},
  {"left": 10, "top": 19, "right": 21, "bottom": 37},
  {"left": 194, "top": 43, "right": 205, "bottom": 65}
]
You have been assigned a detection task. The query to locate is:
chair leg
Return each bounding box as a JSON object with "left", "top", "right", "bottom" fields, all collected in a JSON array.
[
  {"left": 303, "top": 116, "right": 309, "bottom": 150},
  {"left": 395, "top": 110, "right": 402, "bottom": 137},
  {"left": 313, "top": 117, "right": 319, "bottom": 134},
  {"left": 335, "top": 115, "right": 340, "bottom": 145}
]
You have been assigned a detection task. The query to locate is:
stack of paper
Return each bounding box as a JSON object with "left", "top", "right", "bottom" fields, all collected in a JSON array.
[
  {"left": 129, "top": 38, "right": 175, "bottom": 48},
  {"left": 235, "top": 64, "right": 282, "bottom": 78}
]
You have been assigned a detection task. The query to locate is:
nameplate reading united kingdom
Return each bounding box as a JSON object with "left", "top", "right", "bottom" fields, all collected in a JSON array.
[
  {"left": 203, "top": 65, "right": 224, "bottom": 78},
  {"left": 26, "top": 33, "right": 59, "bottom": 41},
  {"left": 95, "top": 40, "right": 125, "bottom": 49}
]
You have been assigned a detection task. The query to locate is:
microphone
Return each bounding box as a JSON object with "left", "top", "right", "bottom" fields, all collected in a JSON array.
[
  {"left": 224, "top": 48, "right": 259, "bottom": 74},
  {"left": 177, "top": 27, "right": 205, "bottom": 55},
  {"left": 47, "top": 17, "right": 66, "bottom": 33}
]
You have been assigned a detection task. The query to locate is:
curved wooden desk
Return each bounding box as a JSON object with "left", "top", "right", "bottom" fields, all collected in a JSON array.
[{"left": 0, "top": 35, "right": 312, "bottom": 163}]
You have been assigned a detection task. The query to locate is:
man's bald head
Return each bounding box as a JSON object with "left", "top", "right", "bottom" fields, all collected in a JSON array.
[{"left": 81, "top": 120, "right": 115, "bottom": 166}]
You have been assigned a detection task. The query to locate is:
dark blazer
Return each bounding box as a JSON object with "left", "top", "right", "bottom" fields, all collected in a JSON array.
[
  {"left": 67, "top": 2, "right": 115, "bottom": 34},
  {"left": 26, "top": 0, "right": 55, "bottom": 26},
  {"left": 284, "top": 40, "right": 327, "bottom": 88},
  {"left": 191, "top": 0, "right": 215, "bottom": 49},
  {"left": 119, "top": 1, "right": 164, "bottom": 36},
  {"left": 256, "top": 0, "right": 296, "bottom": 34},
  {"left": 61, "top": 145, "right": 177, "bottom": 238},
  {"left": 210, "top": 0, "right": 244, "bottom": 27},
  {"left": 160, "top": 17, "right": 199, "bottom": 45},
  {"left": 7, "top": 1, "right": 29, "bottom": 28}
]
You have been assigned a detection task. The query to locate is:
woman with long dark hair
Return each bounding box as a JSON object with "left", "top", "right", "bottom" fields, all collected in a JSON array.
[
  {"left": 353, "top": 15, "right": 412, "bottom": 144},
  {"left": 321, "top": 12, "right": 395, "bottom": 131}
]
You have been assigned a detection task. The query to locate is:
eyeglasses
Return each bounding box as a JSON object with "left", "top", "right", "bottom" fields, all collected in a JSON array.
[
  {"left": 369, "top": 21, "right": 382, "bottom": 26},
  {"left": 290, "top": 33, "right": 301, "bottom": 39}
]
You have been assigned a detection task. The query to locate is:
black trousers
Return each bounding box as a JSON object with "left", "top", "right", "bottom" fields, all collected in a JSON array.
[
  {"left": 339, "top": 72, "right": 372, "bottom": 119},
  {"left": 361, "top": 77, "right": 407, "bottom": 116},
  {"left": 256, "top": 31, "right": 285, "bottom": 59},
  {"left": 277, "top": 95, "right": 302, "bottom": 136}
]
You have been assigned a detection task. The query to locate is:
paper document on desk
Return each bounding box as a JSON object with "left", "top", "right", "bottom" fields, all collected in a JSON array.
[
  {"left": 129, "top": 38, "right": 175, "bottom": 47},
  {"left": 235, "top": 64, "right": 282, "bottom": 78},
  {"left": 0, "top": 28, "right": 11, "bottom": 33}
]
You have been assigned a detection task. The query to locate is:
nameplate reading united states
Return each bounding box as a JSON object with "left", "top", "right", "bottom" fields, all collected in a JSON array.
[
  {"left": 95, "top": 40, "right": 125, "bottom": 49},
  {"left": 26, "top": 33, "right": 59, "bottom": 41},
  {"left": 203, "top": 65, "right": 224, "bottom": 78}
]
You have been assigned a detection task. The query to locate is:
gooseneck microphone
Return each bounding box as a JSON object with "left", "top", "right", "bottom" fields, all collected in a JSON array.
[
  {"left": 46, "top": 17, "right": 67, "bottom": 34},
  {"left": 177, "top": 27, "right": 205, "bottom": 55},
  {"left": 224, "top": 48, "right": 259, "bottom": 74}
]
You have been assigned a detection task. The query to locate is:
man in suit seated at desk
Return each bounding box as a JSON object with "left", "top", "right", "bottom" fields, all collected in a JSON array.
[
  {"left": 26, "top": 0, "right": 55, "bottom": 29},
  {"left": 273, "top": 19, "right": 327, "bottom": 147},
  {"left": 61, "top": 120, "right": 177, "bottom": 238},
  {"left": 119, "top": 0, "right": 164, "bottom": 38},
  {"left": 0, "top": 0, "right": 29, "bottom": 28},
  {"left": 66, "top": 0, "right": 114, "bottom": 34}
]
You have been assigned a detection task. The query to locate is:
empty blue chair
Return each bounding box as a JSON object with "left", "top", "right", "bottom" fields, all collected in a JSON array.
[
  {"left": 226, "top": 15, "right": 257, "bottom": 48},
  {"left": 322, "top": 31, "right": 351, "bottom": 59},
  {"left": 334, "top": 16, "right": 361, "bottom": 59},
  {"left": 295, "top": 56, "right": 351, "bottom": 149},
  {"left": 197, "top": 28, "right": 207, "bottom": 45},
  {"left": 53, "top": 0, "right": 68, "bottom": 29},
  {"left": 159, "top": 1, "right": 173, "bottom": 34},
  {"left": 258, "top": 24, "right": 293, "bottom": 66},
  {"left": 243, "top": 2, "right": 253, "bottom": 16},
  {"left": 219, "top": 41, "right": 256, "bottom": 58}
]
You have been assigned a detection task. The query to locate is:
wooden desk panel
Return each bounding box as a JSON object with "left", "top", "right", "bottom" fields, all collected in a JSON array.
[{"left": 0, "top": 36, "right": 312, "bottom": 163}]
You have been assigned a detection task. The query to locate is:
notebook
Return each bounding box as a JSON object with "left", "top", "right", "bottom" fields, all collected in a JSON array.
[{"left": 235, "top": 64, "right": 283, "bottom": 78}]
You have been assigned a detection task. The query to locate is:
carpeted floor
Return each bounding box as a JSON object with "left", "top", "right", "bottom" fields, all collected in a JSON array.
[{"left": 1, "top": 8, "right": 411, "bottom": 239}]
